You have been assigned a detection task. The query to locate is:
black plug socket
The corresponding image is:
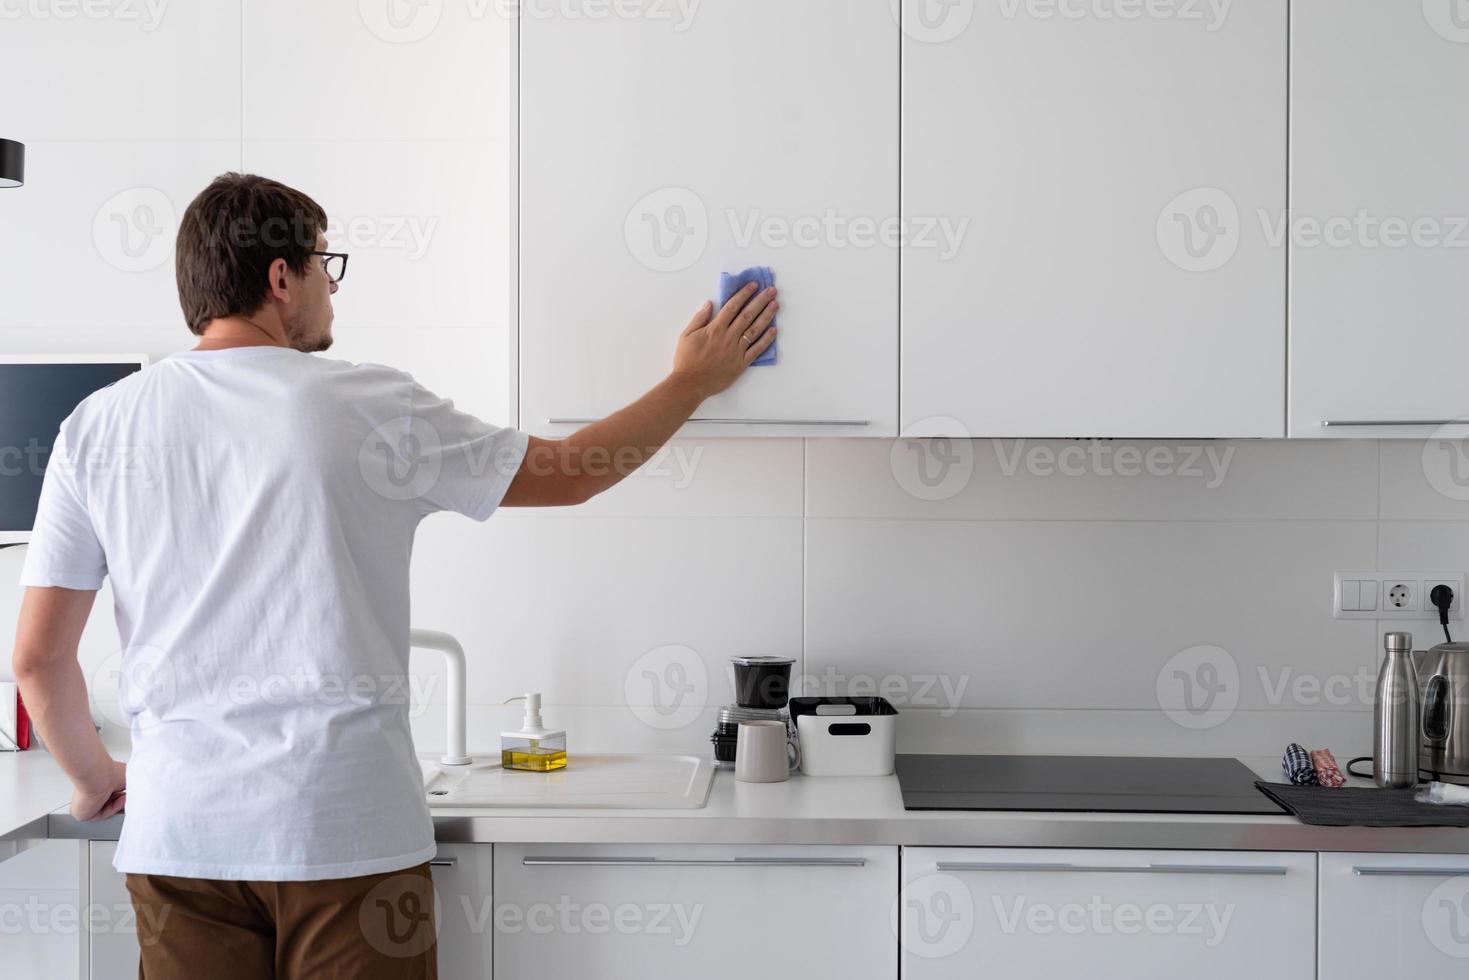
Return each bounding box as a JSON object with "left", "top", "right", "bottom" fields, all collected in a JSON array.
[{"left": 1431, "top": 585, "right": 1456, "bottom": 643}]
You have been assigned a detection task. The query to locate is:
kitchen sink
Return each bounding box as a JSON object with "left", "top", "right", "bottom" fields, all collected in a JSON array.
[{"left": 421, "top": 753, "right": 715, "bottom": 809}]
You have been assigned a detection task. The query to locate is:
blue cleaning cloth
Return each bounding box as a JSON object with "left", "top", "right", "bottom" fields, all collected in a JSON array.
[{"left": 718, "top": 266, "right": 777, "bottom": 366}]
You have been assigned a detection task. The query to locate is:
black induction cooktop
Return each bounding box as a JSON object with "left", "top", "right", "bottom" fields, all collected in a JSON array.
[{"left": 895, "top": 754, "right": 1286, "bottom": 816}]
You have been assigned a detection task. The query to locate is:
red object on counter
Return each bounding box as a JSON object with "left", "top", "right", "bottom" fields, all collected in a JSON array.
[
  {"left": 1310, "top": 748, "right": 1346, "bottom": 787},
  {"left": 15, "top": 692, "right": 31, "bottom": 750}
]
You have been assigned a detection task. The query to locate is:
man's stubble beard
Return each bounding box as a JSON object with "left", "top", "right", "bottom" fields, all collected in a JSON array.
[{"left": 286, "top": 311, "right": 333, "bottom": 353}]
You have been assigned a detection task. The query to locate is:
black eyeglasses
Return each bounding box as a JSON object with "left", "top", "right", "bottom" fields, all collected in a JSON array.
[{"left": 310, "top": 250, "right": 349, "bottom": 284}]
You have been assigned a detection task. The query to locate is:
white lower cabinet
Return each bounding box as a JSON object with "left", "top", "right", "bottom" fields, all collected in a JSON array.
[
  {"left": 900, "top": 847, "right": 1316, "bottom": 979},
  {"left": 0, "top": 839, "right": 83, "bottom": 980},
  {"left": 87, "top": 842, "right": 136, "bottom": 980},
  {"left": 494, "top": 843, "right": 897, "bottom": 979},
  {"left": 430, "top": 844, "right": 494, "bottom": 979},
  {"left": 73, "top": 841, "right": 1469, "bottom": 977},
  {"left": 1320, "top": 852, "right": 1469, "bottom": 976}
]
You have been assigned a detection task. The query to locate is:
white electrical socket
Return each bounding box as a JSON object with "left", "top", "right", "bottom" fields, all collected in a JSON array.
[
  {"left": 1386, "top": 581, "right": 1416, "bottom": 611},
  {"left": 1333, "top": 571, "right": 1465, "bottom": 621}
]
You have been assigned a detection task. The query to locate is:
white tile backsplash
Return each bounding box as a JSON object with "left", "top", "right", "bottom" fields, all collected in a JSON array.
[
  {"left": 1380, "top": 439, "right": 1469, "bottom": 521},
  {"left": 1378, "top": 520, "right": 1469, "bottom": 570},
  {"left": 327, "top": 326, "right": 512, "bottom": 425},
  {"left": 892, "top": 707, "right": 1373, "bottom": 761},
  {"left": 804, "top": 518, "right": 1378, "bottom": 713},
  {"left": 515, "top": 440, "right": 806, "bottom": 520},
  {"left": 2, "top": 429, "right": 1433, "bottom": 760},
  {"left": 408, "top": 703, "right": 720, "bottom": 760},
  {"left": 808, "top": 438, "right": 1380, "bottom": 522},
  {"left": 407, "top": 512, "right": 804, "bottom": 710}
]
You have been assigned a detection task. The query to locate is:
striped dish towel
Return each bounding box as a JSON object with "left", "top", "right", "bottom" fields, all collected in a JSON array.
[
  {"left": 1311, "top": 749, "right": 1347, "bottom": 788},
  {"left": 1282, "top": 743, "right": 1317, "bottom": 785}
]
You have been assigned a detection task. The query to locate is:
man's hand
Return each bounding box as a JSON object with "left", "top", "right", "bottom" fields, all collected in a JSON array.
[
  {"left": 670, "top": 283, "right": 779, "bottom": 400},
  {"left": 71, "top": 759, "right": 127, "bottom": 821},
  {"left": 502, "top": 285, "right": 779, "bottom": 508}
]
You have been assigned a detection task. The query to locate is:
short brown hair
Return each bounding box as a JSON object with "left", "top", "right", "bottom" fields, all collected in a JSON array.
[{"left": 175, "top": 173, "right": 328, "bottom": 335}]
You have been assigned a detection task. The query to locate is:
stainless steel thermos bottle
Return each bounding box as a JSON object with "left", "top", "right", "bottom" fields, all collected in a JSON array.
[{"left": 1373, "top": 631, "right": 1422, "bottom": 789}]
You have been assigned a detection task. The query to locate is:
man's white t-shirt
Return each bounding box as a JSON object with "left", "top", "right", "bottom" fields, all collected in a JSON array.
[{"left": 19, "top": 346, "right": 528, "bottom": 881}]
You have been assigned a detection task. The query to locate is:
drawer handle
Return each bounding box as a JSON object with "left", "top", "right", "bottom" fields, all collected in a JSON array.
[
  {"left": 522, "top": 857, "right": 866, "bottom": 868},
  {"left": 1321, "top": 420, "right": 1458, "bottom": 428},
  {"left": 1353, "top": 866, "right": 1469, "bottom": 877},
  {"left": 547, "top": 418, "right": 870, "bottom": 427},
  {"left": 429, "top": 858, "right": 458, "bottom": 868},
  {"left": 936, "top": 862, "right": 1288, "bottom": 876}
]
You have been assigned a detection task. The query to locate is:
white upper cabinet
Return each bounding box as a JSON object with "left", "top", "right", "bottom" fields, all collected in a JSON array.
[
  {"left": 519, "top": 1, "right": 900, "bottom": 437},
  {"left": 900, "top": 0, "right": 1287, "bottom": 438},
  {"left": 1290, "top": 0, "right": 1469, "bottom": 437}
]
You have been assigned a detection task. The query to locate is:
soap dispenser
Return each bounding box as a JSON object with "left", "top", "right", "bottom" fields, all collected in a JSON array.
[{"left": 501, "top": 693, "right": 567, "bottom": 772}]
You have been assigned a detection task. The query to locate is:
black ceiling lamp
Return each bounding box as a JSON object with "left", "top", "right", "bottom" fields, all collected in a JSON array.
[{"left": 0, "top": 139, "right": 25, "bottom": 188}]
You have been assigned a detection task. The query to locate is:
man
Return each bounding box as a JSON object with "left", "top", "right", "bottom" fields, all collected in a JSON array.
[{"left": 10, "top": 173, "right": 777, "bottom": 977}]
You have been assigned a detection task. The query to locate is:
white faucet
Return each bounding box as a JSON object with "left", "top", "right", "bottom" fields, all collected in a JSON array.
[{"left": 409, "top": 628, "right": 471, "bottom": 767}]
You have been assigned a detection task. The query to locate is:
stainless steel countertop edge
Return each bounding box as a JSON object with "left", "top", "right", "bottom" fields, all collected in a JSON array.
[{"left": 45, "top": 811, "right": 1469, "bottom": 854}]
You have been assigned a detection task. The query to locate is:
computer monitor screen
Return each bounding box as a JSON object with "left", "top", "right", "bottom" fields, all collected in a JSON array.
[{"left": 1, "top": 356, "right": 147, "bottom": 543}]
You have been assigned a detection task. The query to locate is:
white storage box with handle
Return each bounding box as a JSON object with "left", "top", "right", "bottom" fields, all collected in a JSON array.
[{"left": 790, "top": 697, "right": 897, "bottom": 776}]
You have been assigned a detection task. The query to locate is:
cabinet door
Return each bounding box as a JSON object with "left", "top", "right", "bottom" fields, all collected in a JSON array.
[
  {"left": 0, "top": 840, "right": 82, "bottom": 980},
  {"left": 494, "top": 843, "right": 896, "bottom": 979},
  {"left": 1290, "top": 1, "right": 1469, "bottom": 436},
  {"left": 88, "top": 842, "right": 138, "bottom": 980},
  {"left": 430, "top": 844, "right": 494, "bottom": 980},
  {"left": 901, "top": 1, "right": 1286, "bottom": 438},
  {"left": 1320, "top": 853, "right": 1469, "bottom": 975},
  {"left": 900, "top": 847, "right": 1314, "bottom": 979},
  {"left": 519, "top": 2, "right": 899, "bottom": 438}
]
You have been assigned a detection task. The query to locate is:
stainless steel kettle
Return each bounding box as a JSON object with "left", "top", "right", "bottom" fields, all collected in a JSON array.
[{"left": 1417, "top": 642, "right": 1469, "bottom": 783}]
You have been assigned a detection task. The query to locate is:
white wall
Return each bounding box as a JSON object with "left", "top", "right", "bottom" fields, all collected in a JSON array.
[{"left": 3, "top": 4, "right": 1458, "bottom": 765}]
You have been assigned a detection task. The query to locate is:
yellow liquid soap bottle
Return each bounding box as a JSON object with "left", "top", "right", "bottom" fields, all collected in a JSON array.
[{"left": 501, "top": 693, "right": 567, "bottom": 772}]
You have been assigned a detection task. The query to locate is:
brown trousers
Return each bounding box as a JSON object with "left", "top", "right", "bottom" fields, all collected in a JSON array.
[{"left": 124, "top": 863, "right": 438, "bottom": 979}]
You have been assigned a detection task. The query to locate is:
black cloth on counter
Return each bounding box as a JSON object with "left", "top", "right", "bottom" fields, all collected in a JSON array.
[{"left": 1255, "top": 781, "right": 1469, "bottom": 827}]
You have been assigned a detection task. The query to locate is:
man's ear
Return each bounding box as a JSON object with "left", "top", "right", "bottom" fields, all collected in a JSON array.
[{"left": 267, "top": 257, "right": 291, "bottom": 301}]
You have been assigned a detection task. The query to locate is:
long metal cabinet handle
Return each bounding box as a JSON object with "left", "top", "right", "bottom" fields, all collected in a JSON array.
[
  {"left": 547, "top": 417, "right": 870, "bottom": 427},
  {"left": 429, "top": 858, "right": 458, "bottom": 868},
  {"left": 936, "top": 862, "right": 1288, "bottom": 876},
  {"left": 522, "top": 857, "right": 867, "bottom": 868},
  {"left": 1322, "top": 420, "right": 1458, "bottom": 428},
  {"left": 1353, "top": 866, "right": 1469, "bottom": 877}
]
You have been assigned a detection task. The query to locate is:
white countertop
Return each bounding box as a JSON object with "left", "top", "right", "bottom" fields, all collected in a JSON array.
[
  {"left": 0, "top": 741, "right": 83, "bottom": 840},
  {"left": 13, "top": 745, "right": 1469, "bottom": 854}
]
